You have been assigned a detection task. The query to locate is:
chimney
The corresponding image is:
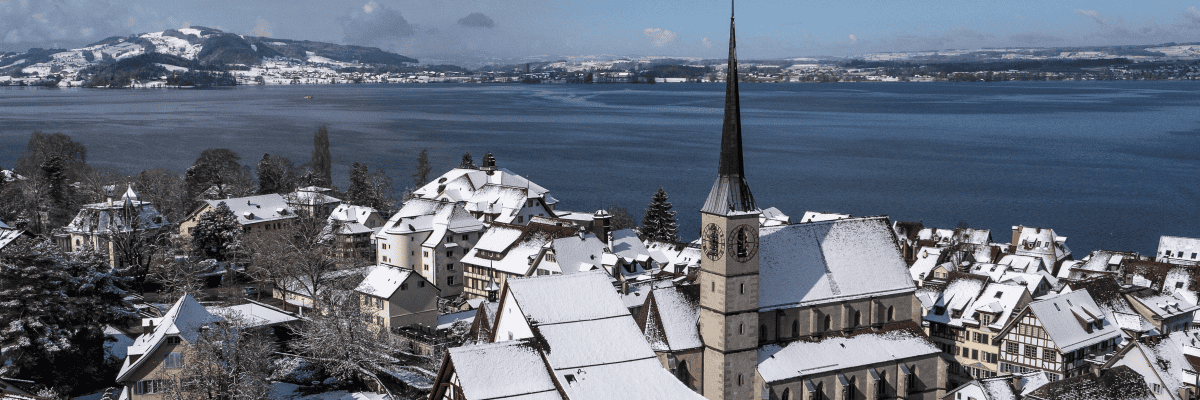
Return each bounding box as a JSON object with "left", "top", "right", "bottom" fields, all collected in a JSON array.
[
  {"left": 1011, "top": 375, "right": 1024, "bottom": 393},
  {"left": 143, "top": 319, "right": 155, "bottom": 335},
  {"left": 481, "top": 152, "right": 497, "bottom": 173},
  {"left": 592, "top": 210, "right": 612, "bottom": 245}
]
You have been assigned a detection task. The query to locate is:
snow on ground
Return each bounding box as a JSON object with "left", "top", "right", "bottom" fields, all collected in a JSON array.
[
  {"left": 384, "top": 366, "right": 435, "bottom": 390},
  {"left": 156, "top": 63, "right": 190, "bottom": 72},
  {"left": 437, "top": 310, "right": 475, "bottom": 330},
  {"left": 269, "top": 382, "right": 387, "bottom": 400},
  {"left": 142, "top": 32, "right": 203, "bottom": 59}
]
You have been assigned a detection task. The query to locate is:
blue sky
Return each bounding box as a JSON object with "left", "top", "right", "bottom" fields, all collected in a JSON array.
[{"left": 3, "top": 0, "right": 1199, "bottom": 61}]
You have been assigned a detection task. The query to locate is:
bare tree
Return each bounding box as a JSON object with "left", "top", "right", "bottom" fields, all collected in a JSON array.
[
  {"left": 293, "top": 285, "right": 394, "bottom": 383},
  {"left": 136, "top": 168, "right": 189, "bottom": 224},
  {"left": 153, "top": 253, "right": 209, "bottom": 300},
  {"left": 159, "top": 313, "right": 274, "bottom": 400},
  {"left": 248, "top": 212, "right": 349, "bottom": 305}
]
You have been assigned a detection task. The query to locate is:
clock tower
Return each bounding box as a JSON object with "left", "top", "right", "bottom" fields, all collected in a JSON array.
[{"left": 698, "top": 2, "right": 760, "bottom": 399}]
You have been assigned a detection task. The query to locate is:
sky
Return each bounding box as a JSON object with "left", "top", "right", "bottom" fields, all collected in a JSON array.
[{"left": 2, "top": 0, "right": 1200, "bottom": 63}]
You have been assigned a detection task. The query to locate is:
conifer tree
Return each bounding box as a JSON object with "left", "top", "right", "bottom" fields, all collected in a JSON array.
[
  {"left": 346, "top": 162, "right": 369, "bottom": 205},
  {"left": 312, "top": 126, "right": 332, "bottom": 187},
  {"left": 190, "top": 202, "right": 242, "bottom": 261},
  {"left": 460, "top": 152, "right": 476, "bottom": 169},
  {"left": 256, "top": 153, "right": 283, "bottom": 195},
  {"left": 413, "top": 149, "right": 432, "bottom": 188},
  {"left": 641, "top": 187, "right": 679, "bottom": 243}
]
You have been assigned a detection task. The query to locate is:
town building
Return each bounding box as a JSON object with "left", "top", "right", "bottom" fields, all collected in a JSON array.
[
  {"left": 941, "top": 372, "right": 1051, "bottom": 400},
  {"left": 636, "top": 284, "right": 704, "bottom": 392},
  {"left": 374, "top": 198, "right": 485, "bottom": 298},
  {"left": 178, "top": 194, "right": 298, "bottom": 240},
  {"left": 458, "top": 221, "right": 579, "bottom": 299},
  {"left": 1008, "top": 225, "right": 1072, "bottom": 276},
  {"left": 409, "top": 153, "right": 557, "bottom": 225},
  {"left": 353, "top": 264, "right": 439, "bottom": 330},
  {"left": 285, "top": 186, "right": 342, "bottom": 218},
  {"left": 325, "top": 203, "right": 385, "bottom": 261},
  {"left": 428, "top": 271, "right": 704, "bottom": 400},
  {"left": 114, "top": 294, "right": 223, "bottom": 399},
  {"left": 60, "top": 186, "right": 170, "bottom": 269},
  {"left": 1103, "top": 332, "right": 1200, "bottom": 400},
  {"left": 992, "top": 289, "right": 1122, "bottom": 381},
  {"left": 1157, "top": 236, "right": 1200, "bottom": 266},
  {"left": 1023, "top": 365, "right": 1154, "bottom": 400},
  {"left": 1123, "top": 288, "right": 1199, "bottom": 335}
]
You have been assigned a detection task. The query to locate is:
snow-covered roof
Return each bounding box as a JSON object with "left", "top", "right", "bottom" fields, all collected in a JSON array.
[
  {"left": 546, "top": 234, "right": 610, "bottom": 275},
  {"left": 644, "top": 241, "right": 700, "bottom": 273},
  {"left": 463, "top": 223, "right": 577, "bottom": 275},
  {"left": 410, "top": 167, "right": 552, "bottom": 225},
  {"left": 908, "top": 246, "right": 944, "bottom": 282},
  {"left": 211, "top": 303, "right": 298, "bottom": 328},
  {"left": 956, "top": 228, "right": 992, "bottom": 246},
  {"left": 65, "top": 194, "right": 169, "bottom": 235},
  {"left": 505, "top": 270, "right": 628, "bottom": 325},
  {"left": 1126, "top": 290, "right": 1199, "bottom": 319},
  {"left": 0, "top": 227, "right": 25, "bottom": 249},
  {"left": 355, "top": 264, "right": 416, "bottom": 298},
  {"left": 760, "top": 206, "right": 790, "bottom": 226},
  {"left": 642, "top": 285, "right": 701, "bottom": 352},
  {"left": 798, "top": 211, "right": 850, "bottom": 224},
  {"left": 610, "top": 229, "right": 653, "bottom": 264},
  {"left": 757, "top": 328, "right": 940, "bottom": 383},
  {"left": 447, "top": 340, "right": 564, "bottom": 400},
  {"left": 997, "top": 254, "right": 1045, "bottom": 273},
  {"left": 379, "top": 199, "right": 483, "bottom": 249},
  {"left": 473, "top": 224, "right": 526, "bottom": 253},
  {"left": 204, "top": 194, "right": 298, "bottom": 225},
  {"left": 117, "top": 294, "right": 221, "bottom": 383},
  {"left": 286, "top": 188, "right": 342, "bottom": 205},
  {"left": 925, "top": 275, "right": 988, "bottom": 327},
  {"left": 1023, "top": 289, "right": 1121, "bottom": 353},
  {"left": 969, "top": 283, "right": 1027, "bottom": 330},
  {"left": 554, "top": 357, "right": 702, "bottom": 400},
  {"left": 1158, "top": 236, "right": 1200, "bottom": 264},
  {"left": 327, "top": 204, "right": 380, "bottom": 235},
  {"left": 759, "top": 217, "right": 915, "bottom": 310}
]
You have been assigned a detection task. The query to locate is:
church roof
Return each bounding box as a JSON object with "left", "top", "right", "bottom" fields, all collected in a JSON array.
[{"left": 759, "top": 216, "right": 916, "bottom": 310}]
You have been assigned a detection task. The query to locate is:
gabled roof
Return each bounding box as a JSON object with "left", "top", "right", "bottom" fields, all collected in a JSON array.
[
  {"left": 1026, "top": 365, "right": 1153, "bottom": 400},
  {"left": 759, "top": 216, "right": 915, "bottom": 310},
  {"left": 1127, "top": 290, "right": 1199, "bottom": 320},
  {"left": 355, "top": 264, "right": 418, "bottom": 298},
  {"left": 0, "top": 227, "right": 28, "bottom": 250},
  {"left": 757, "top": 326, "right": 939, "bottom": 383},
  {"left": 411, "top": 167, "right": 552, "bottom": 225},
  {"left": 462, "top": 223, "right": 579, "bottom": 275},
  {"left": 547, "top": 234, "right": 609, "bottom": 275},
  {"left": 447, "top": 339, "right": 563, "bottom": 400},
  {"left": 116, "top": 294, "right": 221, "bottom": 383},
  {"left": 925, "top": 274, "right": 987, "bottom": 327},
  {"left": 1022, "top": 289, "right": 1122, "bottom": 353},
  {"left": 65, "top": 199, "right": 169, "bottom": 235},
  {"left": 609, "top": 229, "right": 653, "bottom": 264},
  {"left": 285, "top": 189, "right": 341, "bottom": 205},
  {"left": 968, "top": 283, "right": 1027, "bottom": 330},
  {"left": 505, "top": 270, "right": 628, "bottom": 325},
  {"left": 202, "top": 194, "right": 297, "bottom": 225},
  {"left": 640, "top": 285, "right": 701, "bottom": 352},
  {"left": 908, "top": 246, "right": 944, "bottom": 282}
]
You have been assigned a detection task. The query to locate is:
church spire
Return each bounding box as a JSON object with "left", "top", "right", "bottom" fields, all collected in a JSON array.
[{"left": 701, "top": 0, "right": 757, "bottom": 216}]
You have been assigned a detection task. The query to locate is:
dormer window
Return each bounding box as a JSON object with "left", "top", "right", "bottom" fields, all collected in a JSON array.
[{"left": 166, "top": 336, "right": 181, "bottom": 345}]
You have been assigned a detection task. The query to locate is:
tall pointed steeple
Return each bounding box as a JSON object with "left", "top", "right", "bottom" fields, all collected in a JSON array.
[{"left": 701, "top": 0, "right": 757, "bottom": 216}]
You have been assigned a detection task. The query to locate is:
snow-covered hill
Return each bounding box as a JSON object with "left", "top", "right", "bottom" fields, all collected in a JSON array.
[{"left": 0, "top": 26, "right": 418, "bottom": 87}]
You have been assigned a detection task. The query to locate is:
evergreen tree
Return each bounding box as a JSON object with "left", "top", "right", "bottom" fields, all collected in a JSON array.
[
  {"left": 413, "top": 149, "right": 432, "bottom": 188},
  {"left": 641, "top": 187, "right": 679, "bottom": 243},
  {"left": 312, "top": 126, "right": 332, "bottom": 187},
  {"left": 256, "top": 153, "right": 283, "bottom": 195},
  {"left": 346, "top": 162, "right": 369, "bottom": 205},
  {"left": 459, "top": 152, "right": 476, "bottom": 169},
  {"left": 0, "top": 238, "right": 134, "bottom": 395},
  {"left": 190, "top": 202, "right": 242, "bottom": 261},
  {"left": 185, "top": 148, "right": 245, "bottom": 199},
  {"left": 345, "top": 162, "right": 394, "bottom": 214}
]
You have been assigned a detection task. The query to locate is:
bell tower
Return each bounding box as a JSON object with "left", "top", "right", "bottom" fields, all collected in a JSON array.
[{"left": 698, "top": 1, "right": 760, "bottom": 399}]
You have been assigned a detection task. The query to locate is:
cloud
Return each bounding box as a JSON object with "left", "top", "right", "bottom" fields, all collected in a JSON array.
[
  {"left": 643, "top": 28, "right": 676, "bottom": 47},
  {"left": 0, "top": 0, "right": 135, "bottom": 51},
  {"left": 1186, "top": 7, "right": 1200, "bottom": 26},
  {"left": 250, "top": 17, "right": 273, "bottom": 37},
  {"left": 338, "top": 1, "right": 414, "bottom": 47},
  {"left": 457, "top": 12, "right": 494, "bottom": 28},
  {"left": 848, "top": 34, "right": 856, "bottom": 42},
  {"left": 701, "top": 37, "right": 711, "bottom": 48}
]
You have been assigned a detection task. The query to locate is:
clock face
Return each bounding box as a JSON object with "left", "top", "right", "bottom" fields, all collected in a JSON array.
[
  {"left": 727, "top": 224, "right": 759, "bottom": 262},
  {"left": 702, "top": 223, "right": 724, "bottom": 261}
]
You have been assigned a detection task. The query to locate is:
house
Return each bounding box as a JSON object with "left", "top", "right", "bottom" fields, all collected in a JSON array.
[
  {"left": 374, "top": 198, "right": 485, "bottom": 298},
  {"left": 354, "top": 264, "right": 439, "bottom": 330},
  {"left": 1103, "top": 332, "right": 1200, "bottom": 400},
  {"left": 272, "top": 267, "right": 367, "bottom": 310},
  {"left": 645, "top": 240, "right": 702, "bottom": 275},
  {"left": 325, "top": 204, "right": 385, "bottom": 261},
  {"left": 1064, "top": 277, "right": 1158, "bottom": 339},
  {"left": 458, "top": 221, "right": 582, "bottom": 299},
  {"left": 178, "top": 194, "right": 298, "bottom": 240},
  {"left": 60, "top": 186, "right": 170, "bottom": 268},
  {"left": 114, "top": 294, "right": 223, "bottom": 399},
  {"left": 926, "top": 275, "right": 1031, "bottom": 384},
  {"left": 992, "top": 289, "right": 1123, "bottom": 381},
  {"left": 1158, "top": 236, "right": 1200, "bottom": 266},
  {"left": 428, "top": 270, "right": 704, "bottom": 400},
  {"left": 409, "top": 153, "right": 557, "bottom": 225},
  {"left": 1008, "top": 226, "right": 1072, "bottom": 276},
  {"left": 909, "top": 247, "right": 948, "bottom": 286},
  {"left": 466, "top": 300, "right": 500, "bottom": 344},
  {"left": 636, "top": 285, "right": 703, "bottom": 393},
  {"left": 0, "top": 221, "right": 32, "bottom": 251},
  {"left": 941, "top": 372, "right": 1051, "bottom": 400},
  {"left": 285, "top": 186, "right": 342, "bottom": 218},
  {"left": 1123, "top": 288, "right": 1199, "bottom": 335},
  {"left": 607, "top": 229, "right": 660, "bottom": 279},
  {"left": 1057, "top": 250, "right": 1137, "bottom": 281}
]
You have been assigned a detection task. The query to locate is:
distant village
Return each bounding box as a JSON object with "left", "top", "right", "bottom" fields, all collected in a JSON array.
[{"left": 4, "top": 12, "right": 1200, "bottom": 400}]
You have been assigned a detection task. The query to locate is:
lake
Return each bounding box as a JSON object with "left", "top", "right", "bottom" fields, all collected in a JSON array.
[{"left": 2, "top": 82, "right": 1199, "bottom": 256}]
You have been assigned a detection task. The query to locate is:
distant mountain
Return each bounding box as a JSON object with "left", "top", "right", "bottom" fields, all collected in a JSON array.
[{"left": 0, "top": 26, "right": 417, "bottom": 87}]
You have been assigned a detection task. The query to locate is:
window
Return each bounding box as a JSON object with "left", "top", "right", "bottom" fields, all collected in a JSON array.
[
  {"left": 781, "top": 388, "right": 791, "bottom": 400},
  {"left": 711, "top": 282, "right": 715, "bottom": 292},
  {"left": 739, "top": 323, "right": 744, "bottom": 334},
  {"left": 376, "top": 298, "right": 384, "bottom": 309},
  {"left": 980, "top": 314, "right": 992, "bottom": 325},
  {"left": 906, "top": 369, "right": 917, "bottom": 391},
  {"left": 737, "top": 374, "right": 744, "bottom": 386},
  {"left": 1043, "top": 349, "right": 1056, "bottom": 362},
  {"left": 1193, "top": 253, "right": 1197, "bottom": 259},
  {"left": 877, "top": 371, "right": 887, "bottom": 396},
  {"left": 887, "top": 306, "right": 895, "bottom": 322},
  {"left": 418, "top": 281, "right": 425, "bottom": 287},
  {"left": 400, "top": 283, "right": 408, "bottom": 290},
  {"left": 134, "top": 380, "right": 162, "bottom": 395},
  {"left": 984, "top": 352, "right": 998, "bottom": 364},
  {"left": 447, "top": 276, "right": 455, "bottom": 286},
  {"left": 446, "top": 236, "right": 452, "bottom": 243},
  {"left": 1177, "top": 282, "right": 1185, "bottom": 289},
  {"left": 739, "top": 283, "right": 744, "bottom": 294},
  {"left": 1153, "top": 383, "right": 1162, "bottom": 394},
  {"left": 962, "top": 347, "right": 970, "bottom": 358},
  {"left": 446, "top": 250, "right": 454, "bottom": 257},
  {"left": 853, "top": 311, "right": 861, "bottom": 327},
  {"left": 165, "top": 352, "right": 184, "bottom": 369},
  {"left": 424, "top": 264, "right": 429, "bottom": 271},
  {"left": 1006, "top": 341, "right": 1019, "bottom": 354},
  {"left": 462, "top": 234, "right": 469, "bottom": 240},
  {"left": 843, "top": 375, "right": 856, "bottom": 400},
  {"left": 1025, "top": 344, "right": 1038, "bottom": 358},
  {"left": 517, "top": 216, "right": 523, "bottom": 223},
  {"left": 760, "top": 325, "right": 768, "bottom": 341},
  {"left": 447, "top": 263, "right": 455, "bottom": 271},
  {"left": 824, "top": 315, "right": 832, "bottom": 331},
  {"left": 792, "top": 320, "right": 800, "bottom": 337}
]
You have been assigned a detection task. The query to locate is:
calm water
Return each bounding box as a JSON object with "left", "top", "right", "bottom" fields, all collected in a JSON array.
[{"left": 2, "top": 82, "right": 1199, "bottom": 256}]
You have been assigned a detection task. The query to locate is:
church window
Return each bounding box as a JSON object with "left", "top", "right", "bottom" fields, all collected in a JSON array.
[
  {"left": 737, "top": 374, "right": 744, "bottom": 386},
  {"left": 853, "top": 311, "right": 861, "bottom": 327},
  {"left": 887, "top": 306, "right": 895, "bottom": 322},
  {"left": 824, "top": 315, "right": 832, "bottom": 331},
  {"left": 792, "top": 320, "right": 799, "bottom": 337},
  {"left": 781, "top": 388, "right": 790, "bottom": 400}
]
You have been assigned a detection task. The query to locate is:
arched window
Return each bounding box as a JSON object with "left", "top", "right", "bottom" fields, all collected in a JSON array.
[
  {"left": 737, "top": 374, "right": 744, "bottom": 386},
  {"left": 781, "top": 388, "right": 791, "bottom": 400},
  {"left": 676, "top": 360, "right": 692, "bottom": 389},
  {"left": 760, "top": 324, "right": 768, "bottom": 342},
  {"left": 877, "top": 371, "right": 887, "bottom": 397},
  {"left": 845, "top": 376, "right": 857, "bottom": 400},
  {"left": 823, "top": 315, "right": 832, "bottom": 332},
  {"left": 816, "top": 382, "right": 825, "bottom": 400},
  {"left": 792, "top": 320, "right": 800, "bottom": 337},
  {"left": 887, "top": 306, "right": 895, "bottom": 322},
  {"left": 853, "top": 311, "right": 861, "bottom": 327}
]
